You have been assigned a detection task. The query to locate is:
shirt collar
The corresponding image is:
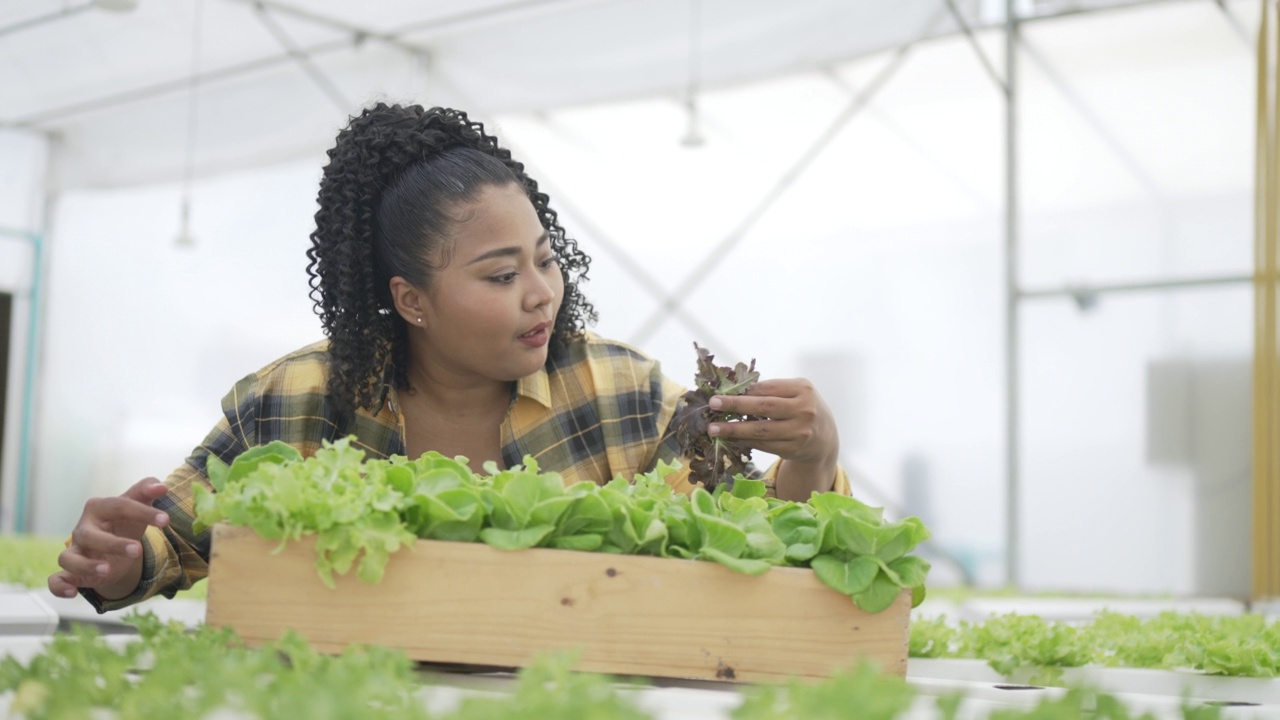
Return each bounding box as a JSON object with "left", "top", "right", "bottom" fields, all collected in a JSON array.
[
  {"left": 516, "top": 365, "right": 553, "bottom": 409},
  {"left": 369, "top": 358, "right": 554, "bottom": 413}
]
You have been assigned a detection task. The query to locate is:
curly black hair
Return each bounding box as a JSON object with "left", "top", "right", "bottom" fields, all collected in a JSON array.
[{"left": 306, "top": 103, "right": 596, "bottom": 418}]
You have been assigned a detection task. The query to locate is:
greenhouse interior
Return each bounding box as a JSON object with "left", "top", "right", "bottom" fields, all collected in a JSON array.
[{"left": 1, "top": 0, "right": 1279, "bottom": 717}]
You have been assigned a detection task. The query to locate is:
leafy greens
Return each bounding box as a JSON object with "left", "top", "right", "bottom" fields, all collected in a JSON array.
[
  {"left": 909, "top": 610, "right": 1280, "bottom": 679},
  {"left": 194, "top": 437, "right": 931, "bottom": 613},
  {"left": 671, "top": 343, "right": 763, "bottom": 490},
  {"left": 1, "top": 614, "right": 1228, "bottom": 720}
]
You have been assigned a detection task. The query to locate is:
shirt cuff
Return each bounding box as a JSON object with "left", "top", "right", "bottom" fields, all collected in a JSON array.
[{"left": 761, "top": 461, "right": 851, "bottom": 498}]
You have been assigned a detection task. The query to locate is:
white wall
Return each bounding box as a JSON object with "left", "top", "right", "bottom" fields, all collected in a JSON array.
[{"left": 32, "top": 161, "right": 325, "bottom": 536}]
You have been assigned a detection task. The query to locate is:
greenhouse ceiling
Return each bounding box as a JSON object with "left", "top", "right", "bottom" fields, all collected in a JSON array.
[{"left": 0, "top": 0, "right": 1251, "bottom": 190}]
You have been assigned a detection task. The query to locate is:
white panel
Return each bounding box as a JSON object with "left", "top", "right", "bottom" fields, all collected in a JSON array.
[
  {"left": 1020, "top": 287, "right": 1251, "bottom": 595},
  {"left": 1145, "top": 357, "right": 1252, "bottom": 596}
]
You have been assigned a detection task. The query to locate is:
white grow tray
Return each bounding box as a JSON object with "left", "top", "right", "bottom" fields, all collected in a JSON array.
[{"left": 910, "top": 658, "right": 1280, "bottom": 706}]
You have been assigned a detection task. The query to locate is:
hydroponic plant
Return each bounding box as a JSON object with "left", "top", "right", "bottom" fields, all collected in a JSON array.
[
  {"left": 0, "top": 614, "right": 1229, "bottom": 720},
  {"left": 909, "top": 611, "right": 1280, "bottom": 679},
  {"left": 193, "top": 437, "right": 931, "bottom": 613}
]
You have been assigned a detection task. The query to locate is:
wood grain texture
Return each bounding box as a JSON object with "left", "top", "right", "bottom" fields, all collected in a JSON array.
[{"left": 206, "top": 524, "right": 910, "bottom": 683}]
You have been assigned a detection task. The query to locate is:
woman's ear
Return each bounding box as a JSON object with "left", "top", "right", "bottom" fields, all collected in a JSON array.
[{"left": 389, "top": 276, "right": 428, "bottom": 328}]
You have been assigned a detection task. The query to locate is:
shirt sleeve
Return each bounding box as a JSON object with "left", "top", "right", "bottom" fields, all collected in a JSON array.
[{"left": 79, "top": 373, "right": 258, "bottom": 613}]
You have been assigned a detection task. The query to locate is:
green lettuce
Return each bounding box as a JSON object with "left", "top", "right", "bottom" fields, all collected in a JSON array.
[{"left": 194, "top": 437, "right": 931, "bottom": 612}]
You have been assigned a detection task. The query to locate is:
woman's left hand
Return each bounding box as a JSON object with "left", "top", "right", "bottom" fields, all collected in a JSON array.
[{"left": 708, "top": 378, "right": 840, "bottom": 499}]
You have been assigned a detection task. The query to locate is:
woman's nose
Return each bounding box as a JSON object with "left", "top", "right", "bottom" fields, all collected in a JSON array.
[{"left": 524, "top": 273, "right": 555, "bottom": 312}]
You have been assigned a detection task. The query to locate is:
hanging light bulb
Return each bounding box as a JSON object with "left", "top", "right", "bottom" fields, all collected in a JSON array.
[
  {"left": 680, "top": 0, "right": 705, "bottom": 148},
  {"left": 175, "top": 195, "right": 195, "bottom": 248},
  {"left": 176, "top": 0, "right": 202, "bottom": 248},
  {"left": 681, "top": 96, "right": 705, "bottom": 148}
]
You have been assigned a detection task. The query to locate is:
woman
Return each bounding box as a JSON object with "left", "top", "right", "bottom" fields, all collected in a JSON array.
[{"left": 49, "top": 104, "right": 846, "bottom": 611}]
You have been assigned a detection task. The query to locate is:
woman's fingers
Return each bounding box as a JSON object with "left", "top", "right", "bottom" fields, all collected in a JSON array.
[
  {"left": 84, "top": 495, "right": 169, "bottom": 534},
  {"left": 71, "top": 523, "right": 143, "bottom": 559},
  {"left": 707, "top": 377, "right": 833, "bottom": 463},
  {"left": 710, "top": 417, "right": 780, "bottom": 440},
  {"left": 50, "top": 477, "right": 170, "bottom": 599},
  {"left": 710, "top": 378, "right": 813, "bottom": 418},
  {"left": 124, "top": 477, "right": 170, "bottom": 503},
  {"left": 710, "top": 393, "right": 787, "bottom": 417},
  {"left": 53, "top": 540, "right": 123, "bottom": 591},
  {"left": 55, "top": 546, "right": 111, "bottom": 585},
  {"left": 709, "top": 418, "right": 810, "bottom": 455},
  {"left": 48, "top": 570, "right": 81, "bottom": 598}
]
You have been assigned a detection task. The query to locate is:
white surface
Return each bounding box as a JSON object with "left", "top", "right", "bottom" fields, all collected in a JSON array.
[
  {"left": 1070, "top": 667, "right": 1280, "bottom": 708},
  {"left": 410, "top": 674, "right": 1280, "bottom": 720},
  {"left": 0, "top": 660, "right": 1276, "bottom": 719},
  {"left": 957, "top": 597, "right": 1247, "bottom": 622},
  {"left": 0, "top": 632, "right": 137, "bottom": 665},
  {"left": 1253, "top": 599, "right": 1280, "bottom": 616},
  {"left": 911, "top": 658, "right": 1008, "bottom": 684},
  {"left": 39, "top": 592, "right": 206, "bottom": 630},
  {"left": 0, "top": 593, "right": 57, "bottom": 635},
  {"left": 912, "top": 598, "right": 962, "bottom": 622},
  {"left": 910, "top": 658, "right": 1280, "bottom": 707}
]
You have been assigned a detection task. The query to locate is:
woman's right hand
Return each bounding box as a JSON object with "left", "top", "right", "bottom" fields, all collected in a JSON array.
[{"left": 48, "top": 478, "right": 171, "bottom": 600}]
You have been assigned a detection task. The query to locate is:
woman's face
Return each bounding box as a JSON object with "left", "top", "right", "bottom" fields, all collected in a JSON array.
[{"left": 417, "top": 182, "right": 564, "bottom": 383}]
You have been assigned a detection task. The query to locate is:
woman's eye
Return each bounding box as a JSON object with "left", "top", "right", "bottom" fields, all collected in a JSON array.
[
  {"left": 490, "top": 272, "right": 518, "bottom": 284},
  {"left": 538, "top": 256, "right": 558, "bottom": 269}
]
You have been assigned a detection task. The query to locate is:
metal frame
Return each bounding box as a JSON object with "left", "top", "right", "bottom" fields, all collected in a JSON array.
[
  {"left": 250, "top": 2, "right": 351, "bottom": 111},
  {"left": 1003, "top": 0, "right": 1022, "bottom": 589},
  {"left": 0, "top": 226, "right": 44, "bottom": 534}
]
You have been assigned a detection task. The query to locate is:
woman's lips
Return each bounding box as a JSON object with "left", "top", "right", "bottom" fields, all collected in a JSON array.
[{"left": 518, "top": 323, "right": 550, "bottom": 348}]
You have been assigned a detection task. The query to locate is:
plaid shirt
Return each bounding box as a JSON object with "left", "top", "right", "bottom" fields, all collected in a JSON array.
[{"left": 86, "top": 332, "right": 847, "bottom": 612}]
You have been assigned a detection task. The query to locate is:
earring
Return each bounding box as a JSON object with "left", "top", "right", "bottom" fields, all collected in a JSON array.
[{"left": 416, "top": 317, "right": 423, "bottom": 324}]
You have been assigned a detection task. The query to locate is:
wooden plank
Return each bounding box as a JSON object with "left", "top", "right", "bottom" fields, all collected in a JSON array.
[{"left": 206, "top": 524, "right": 910, "bottom": 683}]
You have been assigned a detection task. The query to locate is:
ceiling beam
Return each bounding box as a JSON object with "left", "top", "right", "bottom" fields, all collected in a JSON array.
[{"left": 0, "top": 3, "right": 93, "bottom": 40}]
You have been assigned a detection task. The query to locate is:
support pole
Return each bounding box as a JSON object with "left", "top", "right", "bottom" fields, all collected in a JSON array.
[
  {"left": 1253, "top": 0, "right": 1280, "bottom": 605},
  {"left": 1003, "top": 0, "right": 1021, "bottom": 589}
]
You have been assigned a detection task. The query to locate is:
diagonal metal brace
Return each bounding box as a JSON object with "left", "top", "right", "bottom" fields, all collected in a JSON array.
[
  {"left": 250, "top": 1, "right": 352, "bottom": 112},
  {"left": 627, "top": 3, "right": 952, "bottom": 348}
]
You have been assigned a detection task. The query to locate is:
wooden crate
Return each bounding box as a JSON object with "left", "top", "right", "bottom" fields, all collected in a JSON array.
[{"left": 206, "top": 524, "right": 910, "bottom": 683}]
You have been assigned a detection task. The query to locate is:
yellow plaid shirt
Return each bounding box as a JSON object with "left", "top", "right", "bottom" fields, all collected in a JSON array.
[{"left": 85, "top": 332, "right": 849, "bottom": 612}]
